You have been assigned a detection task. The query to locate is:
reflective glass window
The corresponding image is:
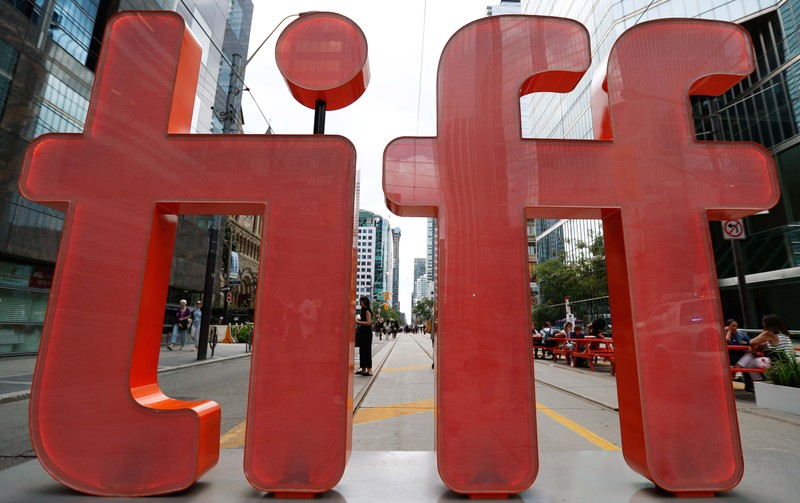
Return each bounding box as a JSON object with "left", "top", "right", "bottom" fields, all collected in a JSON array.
[
  {"left": 49, "top": 0, "right": 101, "bottom": 65},
  {"left": 33, "top": 74, "right": 89, "bottom": 137},
  {"left": 229, "top": 0, "right": 244, "bottom": 38},
  {"left": 5, "top": 0, "right": 45, "bottom": 23},
  {"left": 0, "top": 38, "right": 18, "bottom": 119}
]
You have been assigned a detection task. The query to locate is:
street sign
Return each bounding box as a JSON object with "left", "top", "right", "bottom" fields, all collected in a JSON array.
[
  {"left": 220, "top": 286, "right": 231, "bottom": 292},
  {"left": 226, "top": 292, "right": 232, "bottom": 303},
  {"left": 721, "top": 219, "right": 745, "bottom": 240}
]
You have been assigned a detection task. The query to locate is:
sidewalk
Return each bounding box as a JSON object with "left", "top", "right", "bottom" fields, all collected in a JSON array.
[{"left": 0, "top": 342, "right": 251, "bottom": 405}]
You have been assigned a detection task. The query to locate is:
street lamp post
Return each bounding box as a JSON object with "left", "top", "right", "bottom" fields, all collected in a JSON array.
[
  {"left": 197, "top": 215, "right": 220, "bottom": 360},
  {"left": 197, "top": 13, "right": 307, "bottom": 360}
]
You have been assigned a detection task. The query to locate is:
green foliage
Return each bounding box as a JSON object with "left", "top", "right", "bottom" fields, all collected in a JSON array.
[
  {"left": 766, "top": 352, "right": 800, "bottom": 388},
  {"left": 533, "top": 234, "right": 608, "bottom": 328},
  {"left": 232, "top": 324, "right": 253, "bottom": 343},
  {"left": 532, "top": 304, "right": 561, "bottom": 330},
  {"left": 412, "top": 297, "right": 434, "bottom": 323},
  {"left": 375, "top": 303, "right": 402, "bottom": 322},
  {"left": 536, "top": 235, "right": 606, "bottom": 301}
]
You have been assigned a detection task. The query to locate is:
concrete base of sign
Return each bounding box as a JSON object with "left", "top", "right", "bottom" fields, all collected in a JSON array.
[{"left": 1, "top": 449, "right": 798, "bottom": 501}]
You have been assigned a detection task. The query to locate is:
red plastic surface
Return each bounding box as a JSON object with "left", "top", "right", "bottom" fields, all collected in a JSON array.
[
  {"left": 20, "top": 12, "right": 357, "bottom": 496},
  {"left": 276, "top": 12, "right": 369, "bottom": 111},
  {"left": 384, "top": 16, "right": 778, "bottom": 496}
]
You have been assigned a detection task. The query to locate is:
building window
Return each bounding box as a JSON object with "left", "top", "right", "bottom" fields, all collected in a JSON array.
[
  {"left": 33, "top": 74, "right": 89, "bottom": 137},
  {"left": 49, "top": 0, "right": 101, "bottom": 65},
  {"left": 0, "top": 38, "right": 18, "bottom": 119},
  {"left": 6, "top": 0, "right": 45, "bottom": 23}
]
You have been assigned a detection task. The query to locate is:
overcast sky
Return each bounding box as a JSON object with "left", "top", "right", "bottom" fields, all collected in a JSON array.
[{"left": 240, "top": 1, "right": 494, "bottom": 315}]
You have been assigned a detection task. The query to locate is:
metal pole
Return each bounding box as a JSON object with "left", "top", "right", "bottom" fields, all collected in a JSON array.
[
  {"left": 313, "top": 99, "right": 326, "bottom": 134},
  {"left": 197, "top": 215, "right": 221, "bottom": 360},
  {"left": 223, "top": 54, "right": 242, "bottom": 134},
  {"left": 219, "top": 52, "right": 241, "bottom": 328},
  {"left": 731, "top": 239, "right": 751, "bottom": 329},
  {"left": 708, "top": 99, "right": 752, "bottom": 329},
  {"left": 223, "top": 223, "right": 232, "bottom": 325}
]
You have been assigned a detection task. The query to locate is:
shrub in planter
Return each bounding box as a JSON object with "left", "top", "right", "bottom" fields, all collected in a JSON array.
[
  {"left": 765, "top": 351, "right": 800, "bottom": 388},
  {"left": 233, "top": 324, "right": 253, "bottom": 343}
]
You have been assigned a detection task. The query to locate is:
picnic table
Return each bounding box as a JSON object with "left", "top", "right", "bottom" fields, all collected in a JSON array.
[
  {"left": 549, "top": 336, "right": 572, "bottom": 365},
  {"left": 726, "top": 343, "right": 766, "bottom": 379},
  {"left": 570, "top": 337, "right": 615, "bottom": 374}
]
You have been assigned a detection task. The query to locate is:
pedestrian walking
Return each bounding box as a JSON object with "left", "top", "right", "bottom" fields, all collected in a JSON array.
[
  {"left": 189, "top": 300, "right": 202, "bottom": 351},
  {"left": 167, "top": 300, "right": 191, "bottom": 350},
  {"left": 355, "top": 296, "right": 374, "bottom": 376}
]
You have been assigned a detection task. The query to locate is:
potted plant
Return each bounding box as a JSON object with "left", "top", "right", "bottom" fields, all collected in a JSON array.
[{"left": 754, "top": 352, "right": 800, "bottom": 415}]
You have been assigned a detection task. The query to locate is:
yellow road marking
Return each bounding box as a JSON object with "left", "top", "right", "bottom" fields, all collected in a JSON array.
[
  {"left": 220, "top": 420, "right": 247, "bottom": 449},
  {"left": 354, "top": 398, "right": 434, "bottom": 425},
  {"left": 220, "top": 400, "right": 619, "bottom": 451},
  {"left": 536, "top": 402, "right": 620, "bottom": 451},
  {"left": 380, "top": 365, "right": 431, "bottom": 372}
]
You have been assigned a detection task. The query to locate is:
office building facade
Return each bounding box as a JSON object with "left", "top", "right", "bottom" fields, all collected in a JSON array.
[
  {"left": 391, "top": 227, "right": 401, "bottom": 311},
  {"left": 358, "top": 210, "right": 394, "bottom": 308},
  {"left": 411, "top": 257, "right": 427, "bottom": 308},
  {"left": 356, "top": 222, "right": 376, "bottom": 300},
  {"left": 426, "top": 218, "right": 437, "bottom": 289},
  {"left": 522, "top": 0, "right": 800, "bottom": 326},
  {"left": 0, "top": 0, "right": 252, "bottom": 355}
]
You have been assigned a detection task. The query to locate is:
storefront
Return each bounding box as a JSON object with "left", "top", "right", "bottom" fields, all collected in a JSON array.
[{"left": 0, "top": 259, "right": 53, "bottom": 356}]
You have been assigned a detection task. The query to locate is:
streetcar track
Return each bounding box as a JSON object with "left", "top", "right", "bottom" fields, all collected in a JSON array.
[
  {"left": 353, "top": 338, "right": 400, "bottom": 413},
  {"left": 534, "top": 378, "right": 620, "bottom": 413},
  {"left": 408, "top": 332, "right": 434, "bottom": 360},
  {"left": 407, "top": 332, "right": 617, "bottom": 414},
  {"left": 353, "top": 333, "right": 434, "bottom": 414}
]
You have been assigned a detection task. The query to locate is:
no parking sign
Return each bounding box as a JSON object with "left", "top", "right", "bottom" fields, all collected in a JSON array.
[{"left": 721, "top": 219, "right": 745, "bottom": 240}]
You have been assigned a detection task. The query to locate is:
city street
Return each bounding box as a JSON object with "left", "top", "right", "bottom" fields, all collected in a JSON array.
[{"left": 1, "top": 334, "right": 800, "bottom": 501}]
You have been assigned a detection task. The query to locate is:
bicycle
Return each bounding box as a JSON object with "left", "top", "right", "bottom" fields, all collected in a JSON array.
[{"left": 209, "top": 326, "right": 218, "bottom": 358}]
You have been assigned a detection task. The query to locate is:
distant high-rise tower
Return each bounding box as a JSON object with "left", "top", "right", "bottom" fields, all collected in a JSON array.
[
  {"left": 414, "top": 258, "right": 426, "bottom": 283},
  {"left": 391, "top": 227, "right": 401, "bottom": 311},
  {"left": 426, "top": 218, "right": 438, "bottom": 293},
  {"left": 411, "top": 257, "right": 427, "bottom": 308},
  {"left": 356, "top": 213, "right": 376, "bottom": 300},
  {"left": 358, "top": 210, "right": 393, "bottom": 306},
  {"left": 485, "top": 0, "right": 520, "bottom": 16}
]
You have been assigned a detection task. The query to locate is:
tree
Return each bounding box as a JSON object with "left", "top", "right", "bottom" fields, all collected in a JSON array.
[
  {"left": 533, "top": 234, "right": 607, "bottom": 328},
  {"left": 412, "top": 297, "right": 434, "bottom": 324}
]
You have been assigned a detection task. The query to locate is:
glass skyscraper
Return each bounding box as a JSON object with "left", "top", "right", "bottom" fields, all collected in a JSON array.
[
  {"left": 0, "top": 0, "right": 253, "bottom": 355},
  {"left": 523, "top": 0, "right": 800, "bottom": 327}
]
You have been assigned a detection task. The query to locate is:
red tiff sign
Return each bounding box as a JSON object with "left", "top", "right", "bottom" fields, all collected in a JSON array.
[{"left": 20, "top": 11, "right": 778, "bottom": 499}]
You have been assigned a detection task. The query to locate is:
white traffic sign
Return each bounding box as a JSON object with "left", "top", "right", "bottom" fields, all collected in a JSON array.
[{"left": 721, "top": 219, "right": 745, "bottom": 240}]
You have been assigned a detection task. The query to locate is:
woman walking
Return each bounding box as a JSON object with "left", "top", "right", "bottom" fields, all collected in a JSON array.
[{"left": 167, "top": 300, "right": 192, "bottom": 350}]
